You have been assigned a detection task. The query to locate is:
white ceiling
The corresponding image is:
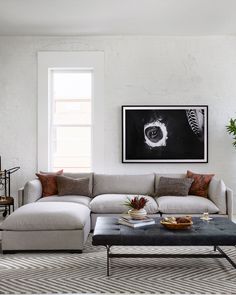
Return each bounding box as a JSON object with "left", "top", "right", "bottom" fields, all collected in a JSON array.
[{"left": 0, "top": 0, "right": 236, "bottom": 36}]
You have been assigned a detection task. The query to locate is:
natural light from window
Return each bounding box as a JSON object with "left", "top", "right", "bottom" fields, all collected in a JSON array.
[{"left": 50, "top": 70, "right": 92, "bottom": 172}]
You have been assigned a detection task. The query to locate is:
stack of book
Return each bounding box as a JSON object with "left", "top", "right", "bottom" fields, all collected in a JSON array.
[{"left": 118, "top": 216, "right": 155, "bottom": 228}]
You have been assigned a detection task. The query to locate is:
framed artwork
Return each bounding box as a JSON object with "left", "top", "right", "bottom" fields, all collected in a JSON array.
[{"left": 122, "top": 105, "right": 208, "bottom": 163}]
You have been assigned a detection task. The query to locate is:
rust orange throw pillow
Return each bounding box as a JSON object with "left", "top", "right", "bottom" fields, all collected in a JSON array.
[
  {"left": 187, "top": 170, "right": 214, "bottom": 198},
  {"left": 36, "top": 170, "right": 63, "bottom": 197}
]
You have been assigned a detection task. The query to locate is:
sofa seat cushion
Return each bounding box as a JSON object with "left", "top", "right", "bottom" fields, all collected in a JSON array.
[
  {"left": 1, "top": 202, "right": 90, "bottom": 231},
  {"left": 156, "top": 195, "right": 219, "bottom": 214},
  {"left": 37, "top": 195, "right": 91, "bottom": 207},
  {"left": 90, "top": 194, "right": 158, "bottom": 214}
]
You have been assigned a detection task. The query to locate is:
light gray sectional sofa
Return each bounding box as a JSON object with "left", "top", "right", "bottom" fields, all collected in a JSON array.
[{"left": 1, "top": 173, "right": 233, "bottom": 252}]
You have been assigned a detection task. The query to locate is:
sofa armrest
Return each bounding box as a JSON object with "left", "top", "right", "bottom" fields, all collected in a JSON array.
[
  {"left": 18, "top": 187, "right": 24, "bottom": 207},
  {"left": 226, "top": 187, "right": 233, "bottom": 220},
  {"left": 208, "top": 178, "right": 227, "bottom": 214},
  {"left": 23, "top": 179, "right": 42, "bottom": 204}
]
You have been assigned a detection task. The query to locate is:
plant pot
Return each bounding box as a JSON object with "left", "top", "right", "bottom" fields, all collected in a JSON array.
[{"left": 128, "top": 208, "right": 147, "bottom": 220}]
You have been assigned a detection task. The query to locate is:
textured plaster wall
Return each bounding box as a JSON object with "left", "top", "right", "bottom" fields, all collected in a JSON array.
[{"left": 0, "top": 36, "right": 236, "bottom": 212}]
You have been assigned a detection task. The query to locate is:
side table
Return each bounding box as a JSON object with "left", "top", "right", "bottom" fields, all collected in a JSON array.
[{"left": 0, "top": 197, "right": 14, "bottom": 217}]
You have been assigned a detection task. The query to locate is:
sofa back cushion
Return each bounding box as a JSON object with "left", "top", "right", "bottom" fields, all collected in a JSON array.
[{"left": 93, "top": 174, "right": 155, "bottom": 196}]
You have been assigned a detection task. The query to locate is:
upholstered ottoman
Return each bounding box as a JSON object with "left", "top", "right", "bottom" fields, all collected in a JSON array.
[{"left": 1, "top": 202, "right": 91, "bottom": 252}]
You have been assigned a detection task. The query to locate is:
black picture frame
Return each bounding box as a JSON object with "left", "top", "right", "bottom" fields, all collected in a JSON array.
[{"left": 122, "top": 105, "right": 208, "bottom": 163}]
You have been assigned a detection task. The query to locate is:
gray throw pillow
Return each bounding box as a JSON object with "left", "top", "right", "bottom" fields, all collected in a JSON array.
[
  {"left": 56, "top": 175, "right": 90, "bottom": 197},
  {"left": 156, "top": 177, "right": 194, "bottom": 197}
]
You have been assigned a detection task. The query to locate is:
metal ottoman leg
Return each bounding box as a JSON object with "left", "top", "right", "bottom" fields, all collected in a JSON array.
[
  {"left": 106, "top": 245, "right": 111, "bottom": 276},
  {"left": 216, "top": 246, "right": 236, "bottom": 269}
]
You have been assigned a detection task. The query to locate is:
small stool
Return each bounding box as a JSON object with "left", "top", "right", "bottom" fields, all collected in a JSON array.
[{"left": 0, "top": 196, "right": 14, "bottom": 217}]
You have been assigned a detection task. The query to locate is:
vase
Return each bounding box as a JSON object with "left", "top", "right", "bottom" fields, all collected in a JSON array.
[{"left": 128, "top": 208, "right": 147, "bottom": 220}]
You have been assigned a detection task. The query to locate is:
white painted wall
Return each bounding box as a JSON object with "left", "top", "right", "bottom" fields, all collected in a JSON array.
[{"left": 0, "top": 36, "right": 236, "bottom": 212}]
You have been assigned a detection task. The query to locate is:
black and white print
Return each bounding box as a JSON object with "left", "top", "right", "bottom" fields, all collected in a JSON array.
[{"left": 122, "top": 105, "right": 208, "bottom": 163}]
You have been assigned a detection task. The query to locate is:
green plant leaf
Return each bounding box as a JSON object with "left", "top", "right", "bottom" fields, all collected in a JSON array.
[{"left": 226, "top": 118, "right": 236, "bottom": 149}]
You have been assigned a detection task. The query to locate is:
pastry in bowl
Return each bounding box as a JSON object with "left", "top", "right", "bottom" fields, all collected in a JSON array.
[
  {"left": 161, "top": 216, "right": 193, "bottom": 229},
  {"left": 176, "top": 216, "right": 192, "bottom": 223}
]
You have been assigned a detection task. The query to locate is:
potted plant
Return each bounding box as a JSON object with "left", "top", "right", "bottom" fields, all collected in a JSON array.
[
  {"left": 124, "top": 196, "right": 149, "bottom": 220},
  {"left": 226, "top": 118, "right": 236, "bottom": 148}
]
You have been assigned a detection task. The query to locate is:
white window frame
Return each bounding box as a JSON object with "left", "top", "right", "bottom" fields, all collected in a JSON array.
[
  {"left": 38, "top": 51, "right": 104, "bottom": 172},
  {"left": 50, "top": 68, "right": 93, "bottom": 172}
]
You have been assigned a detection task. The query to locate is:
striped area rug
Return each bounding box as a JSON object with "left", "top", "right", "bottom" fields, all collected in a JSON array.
[{"left": 0, "top": 236, "right": 235, "bottom": 294}]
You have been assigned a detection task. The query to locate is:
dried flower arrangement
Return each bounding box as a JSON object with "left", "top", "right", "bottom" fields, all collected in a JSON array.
[{"left": 124, "top": 196, "right": 149, "bottom": 210}]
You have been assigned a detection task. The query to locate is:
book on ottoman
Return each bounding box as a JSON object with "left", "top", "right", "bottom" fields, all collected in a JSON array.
[{"left": 118, "top": 216, "right": 155, "bottom": 228}]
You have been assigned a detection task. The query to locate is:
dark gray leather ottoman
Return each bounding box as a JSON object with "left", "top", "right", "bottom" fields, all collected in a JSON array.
[{"left": 92, "top": 217, "right": 236, "bottom": 275}]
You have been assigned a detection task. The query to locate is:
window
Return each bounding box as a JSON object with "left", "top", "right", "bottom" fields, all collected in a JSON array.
[
  {"left": 38, "top": 51, "right": 104, "bottom": 172},
  {"left": 50, "top": 70, "right": 92, "bottom": 172}
]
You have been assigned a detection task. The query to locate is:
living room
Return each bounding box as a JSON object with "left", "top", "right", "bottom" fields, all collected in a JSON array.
[{"left": 0, "top": 0, "right": 236, "bottom": 294}]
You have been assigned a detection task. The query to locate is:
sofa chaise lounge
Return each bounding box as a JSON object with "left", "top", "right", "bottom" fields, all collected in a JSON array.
[{"left": 1, "top": 173, "right": 233, "bottom": 252}]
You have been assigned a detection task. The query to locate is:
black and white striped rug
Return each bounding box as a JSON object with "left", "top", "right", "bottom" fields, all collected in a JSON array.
[{"left": 0, "top": 236, "right": 235, "bottom": 294}]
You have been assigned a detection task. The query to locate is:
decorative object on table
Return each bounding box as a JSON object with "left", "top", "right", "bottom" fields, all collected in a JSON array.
[
  {"left": 122, "top": 105, "right": 208, "bottom": 163},
  {"left": 200, "top": 211, "right": 213, "bottom": 221},
  {"left": 226, "top": 118, "right": 236, "bottom": 148},
  {"left": 118, "top": 216, "right": 155, "bottom": 228},
  {"left": 124, "top": 196, "right": 149, "bottom": 220},
  {"left": 0, "top": 156, "right": 20, "bottom": 217},
  {"left": 161, "top": 216, "right": 193, "bottom": 230}
]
